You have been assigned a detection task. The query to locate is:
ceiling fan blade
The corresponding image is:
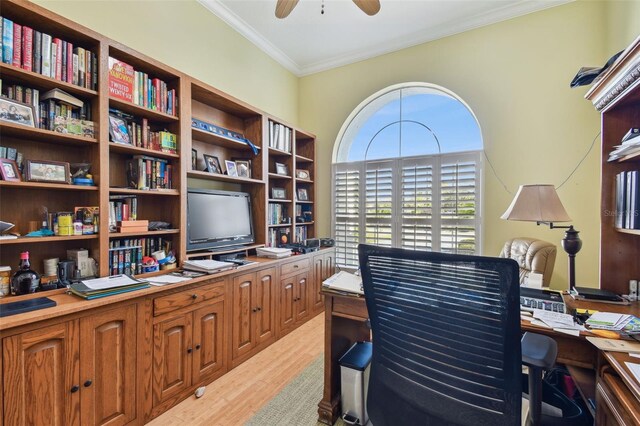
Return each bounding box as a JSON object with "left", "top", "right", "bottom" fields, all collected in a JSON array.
[
  {"left": 275, "top": 0, "right": 300, "bottom": 19},
  {"left": 352, "top": 0, "right": 380, "bottom": 16}
]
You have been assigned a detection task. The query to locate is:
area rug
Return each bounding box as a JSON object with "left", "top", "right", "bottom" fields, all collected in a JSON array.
[{"left": 245, "top": 355, "right": 345, "bottom": 426}]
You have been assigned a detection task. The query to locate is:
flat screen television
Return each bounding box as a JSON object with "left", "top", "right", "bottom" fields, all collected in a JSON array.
[{"left": 187, "top": 188, "right": 254, "bottom": 252}]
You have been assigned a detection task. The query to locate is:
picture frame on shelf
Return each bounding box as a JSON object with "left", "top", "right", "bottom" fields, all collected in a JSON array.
[
  {"left": 26, "top": 160, "right": 70, "bottom": 184},
  {"left": 225, "top": 160, "right": 238, "bottom": 177},
  {"left": 275, "top": 162, "right": 288, "bottom": 176},
  {"left": 235, "top": 160, "right": 250, "bottom": 178},
  {"left": 296, "top": 169, "right": 310, "bottom": 180},
  {"left": 297, "top": 188, "right": 309, "bottom": 201},
  {"left": 272, "top": 187, "right": 286, "bottom": 199},
  {"left": 203, "top": 154, "right": 222, "bottom": 174},
  {"left": 0, "top": 159, "right": 22, "bottom": 181},
  {"left": 0, "top": 98, "right": 35, "bottom": 127},
  {"left": 108, "top": 114, "right": 131, "bottom": 145},
  {"left": 191, "top": 149, "right": 198, "bottom": 170}
]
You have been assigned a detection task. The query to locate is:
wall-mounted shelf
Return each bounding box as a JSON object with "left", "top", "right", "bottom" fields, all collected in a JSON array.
[
  {"left": 109, "top": 229, "right": 180, "bottom": 238},
  {"left": 0, "top": 235, "right": 99, "bottom": 245},
  {"left": 187, "top": 170, "right": 263, "bottom": 184},
  {"left": 109, "top": 143, "right": 180, "bottom": 159},
  {"left": 0, "top": 62, "right": 98, "bottom": 98},
  {"left": 0, "top": 122, "right": 98, "bottom": 146},
  {"left": 109, "top": 188, "right": 180, "bottom": 196},
  {"left": 0, "top": 181, "right": 98, "bottom": 191},
  {"left": 616, "top": 228, "right": 640, "bottom": 236},
  {"left": 110, "top": 97, "right": 179, "bottom": 123}
]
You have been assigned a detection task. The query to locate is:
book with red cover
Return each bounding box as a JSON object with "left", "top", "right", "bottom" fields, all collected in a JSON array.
[
  {"left": 66, "top": 42, "right": 73, "bottom": 83},
  {"left": 53, "top": 38, "right": 62, "bottom": 80},
  {"left": 108, "top": 57, "right": 134, "bottom": 102},
  {"left": 12, "top": 23, "right": 21, "bottom": 67},
  {"left": 21, "top": 26, "right": 33, "bottom": 70}
]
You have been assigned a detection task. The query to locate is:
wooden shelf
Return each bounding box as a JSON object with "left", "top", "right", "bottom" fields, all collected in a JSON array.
[
  {"left": 296, "top": 200, "right": 314, "bottom": 204},
  {"left": 295, "top": 222, "right": 315, "bottom": 226},
  {"left": 0, "top": 234, "right": 99, "bottom": 245},
  {"left": 296, "top": 178, "right": 314, "bottom": 183},
  {"left": 187, "top": 170, "right": 263, "bottom": 184},
  {"left": 617, "top": 150, "right": 640, "bottom": 162},
  {"left": 0, "top": 181, "right": 98, "bottom": 191},
  {"left": 191, "top": 127, "right": 259, "bottom": 151},
  {"left": 0, "top": 121, "right": 98, "bottom": 145},
  {"left": 109, "top": 97, "right": 179, "bottom": 123},
  {"left": 109, "top": 143, "right": 179, "bottom": 159},
  {"left": 566, "top": 365, "right": 596, "bottom": 417},
  {"left": 185, "top": 243, "right": 265, "bottom": 259},
  {"left": 109, "top": 229, "right": 180, "bottom": 238},
  {"left": 268, "top": 199, "right": 292, "bottom": 203},
  {"left": 268, "top": 147, "right": 292, "bottom": 156},
  {"left": 295, "top": 154, "right": 314, "bottom": 163},
  {"left": 0, "top": 62, "right": 98, "bottom": 98},
  {"left": 268, "top": 223, "right": 292, "bottom": 228},
  {"left": 268, "top": 173, "right": 292, "bottom": 180},
  {"left": 109, "top": 187, "right": 179, "bottom": 196},
  {"left": 616, "top": 228, "right": 640, "bottom": 235}
]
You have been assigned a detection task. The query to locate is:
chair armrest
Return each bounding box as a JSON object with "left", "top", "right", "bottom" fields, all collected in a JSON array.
[{"left": 521, "top": 332, "right": 558, "bottom": 369}]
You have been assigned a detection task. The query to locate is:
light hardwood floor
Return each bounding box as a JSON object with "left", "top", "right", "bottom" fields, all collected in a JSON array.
[{"left": 149, "top": 313, "right": 325, "bottom": 426}]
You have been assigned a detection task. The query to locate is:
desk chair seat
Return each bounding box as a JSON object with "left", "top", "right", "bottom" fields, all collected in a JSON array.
[{"left": 358, "top": 244, "right": 558, "bottom": 426}]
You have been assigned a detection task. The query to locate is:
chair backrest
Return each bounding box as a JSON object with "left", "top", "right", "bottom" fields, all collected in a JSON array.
[
  {"left": 499, "top": 237, "right": 557, "bottom": 287},
  {"left": 358, "top": 244, "right": 522, "bottom": 426}
]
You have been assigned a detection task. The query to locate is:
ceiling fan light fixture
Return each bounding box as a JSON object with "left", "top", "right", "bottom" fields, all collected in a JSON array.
[{"left": 275, "top": 0, "right": 380, "bottom": 19}]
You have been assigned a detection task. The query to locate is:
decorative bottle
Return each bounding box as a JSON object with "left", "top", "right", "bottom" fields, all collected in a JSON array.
[{"left": 10, "top": 251, "right": 40, "bottom": 295}]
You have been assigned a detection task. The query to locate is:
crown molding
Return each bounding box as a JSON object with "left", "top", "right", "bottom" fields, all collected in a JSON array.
[
  {"left": 197, "top": 0, "right": 302, "bottom": 74},
  {"left": 198, "top": 0, "right": 573, "bottom": 77}
]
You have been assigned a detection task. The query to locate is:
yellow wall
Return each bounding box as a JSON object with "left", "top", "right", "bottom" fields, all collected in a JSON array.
[
  {"left": 299, "top": 1, "right": 613, "bottom": 289},
  {"left": 606, "top": 0, "right": 640, "bottom": 52},
  {"left": 33, "top": 0, "right": 299, "bottom": 124}
]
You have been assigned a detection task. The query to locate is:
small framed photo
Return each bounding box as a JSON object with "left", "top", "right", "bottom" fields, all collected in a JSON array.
[
  {"left": 296, "top": 169, "right": 310, "bottom": 180},
  {"left": 0, "top": 159, "right": 22, "bottom": 181},
  {"left": 272, "top": 187, "right": 286, "bottom": 199},
  {"left": 191, "top": 149, "right": 198, "bottom": 170},
  {"left": 26, "top": 160, "right": 70, "bottom": 184},
  {"left": 108, "top": 115, "right": 130, "bottom": 145},
  {"left": 235, "top": 160, "right": 250, "bottom": 178},
  {"left": 297, "top": 188, "right": 309, "bottom": 201},
  {"left": 225, "top": 160, "right": 238, "bottom": 177},
  {"left": 0, "top": 98, "right": 35, "bottom": 127},
  {"left": 275, "top": 162, "right": 288, "bottom": 176},
  {"left": 203, "top": 154, "right": 222, "bottom": 174}
]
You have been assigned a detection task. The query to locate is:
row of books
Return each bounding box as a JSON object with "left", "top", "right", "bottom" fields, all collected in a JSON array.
[
  {"left": 1, "top": 17, "right": 98, "bottom": 90},
  {"left": 108, "top": 57, "right": 177, "bottom": 116},
  {"left": 294, "top": 225, "right": 308, "bottom": 243},
  {"left": 109, "top": 109, "right": 177, "bottom": 153},
  {"left": 108, "top": 195, "right": 138, "bottom": 231},
  {"left": 108, "top": 236, "right": 172, "bottom": 276},
  {"left": 0, "top": 145, "right": 24, "bottom": 173},
  {"left": 125, "top": 155, "right": 174, "bottom": 190},
  {"left": 268, "top": 120, "right": 292, "bottom": 153},
  {"left": 267, "top": 227, "right": 291, "bottom": 247},
  {"left": 608, "top": 128, "right": 640, "bottom": 162},
  {"left": 268, "top": 203, "right": 288, "bottom": 225},
  {"left": 615, "top": 170, "right": 640, "bottom": 230}
]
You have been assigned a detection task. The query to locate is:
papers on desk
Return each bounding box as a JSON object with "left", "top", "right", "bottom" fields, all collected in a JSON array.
[
  {"left": 183, "top": 260, "right": 235, "bottom": 274},
  {"left": 323, "top": 271, "right": 363, "bottom": 296},
  {"left": 586, "top": 337, "right": 640, "bottom": 353},
  {"left": 625, "top": 362, "right": 640, "bottom": 384},
  {"left": 256, "top": 247, "right": 292, "bottom": 258},
  {"left": 81, "top": 274, "right": 141, "bottom": 290},
  {"left": 586, "top": 312, "right": 634, "bottom": 331},
  {"left": 147, "top": 275, "right": 191, "bottom": 286},
  {"left": 71, "top": 275, "right": 149, "bottom": 299},
  {"left": 529, "top": 309, "right": 585, "bottom": 336}
]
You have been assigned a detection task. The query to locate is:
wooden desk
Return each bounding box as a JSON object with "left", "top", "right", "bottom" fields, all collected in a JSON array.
[{"left": 317, "top": 292, "right": 640, "bottom": 425}]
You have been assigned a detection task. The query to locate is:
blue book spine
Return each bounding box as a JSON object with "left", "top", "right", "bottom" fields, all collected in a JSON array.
[{"left": 2, "top": 18, "right": 13, "bottom": 64}]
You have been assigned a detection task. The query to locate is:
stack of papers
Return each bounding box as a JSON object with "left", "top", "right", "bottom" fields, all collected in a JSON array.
[
  {"left": 183, "top": 259, "right": 235, "bottom": 274},
  {"left": 586, "top": 312, "right": 634, "bottom": 331},
  {"left": 322, "top": 271, "right": 363, "bottom": 296},
  {"left": 608, "top": 129, "right": 640, "bottom": 161},
  {"left": 529, "top": 310, "right": 585, "bottom": 336},
  {"left": 71, "top": 275, "right": 149, "bottom": 300},
  {"left": 586, "top": 337, "right": 640, "bottom": 353},
  {"left": 147, "top": 275, "right": 191, "bottom": 286},
  {"left": 256, "top": 247, "right": 292, "bottom": 258}
]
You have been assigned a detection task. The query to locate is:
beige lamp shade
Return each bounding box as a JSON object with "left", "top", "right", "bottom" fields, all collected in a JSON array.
[{"left": 501, "top": 184, "right": 571, "bottom": 222}]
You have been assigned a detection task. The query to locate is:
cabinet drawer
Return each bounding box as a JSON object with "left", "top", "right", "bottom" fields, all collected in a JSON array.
[
  {"left": 333, "top": 297, "right": 368, "bottom": 320},
  {"left": 154, "top": 281, "right": 224, "bottom": 317},
  {"left": 280, "top": 258, "right": 309, "bottom": 277}
]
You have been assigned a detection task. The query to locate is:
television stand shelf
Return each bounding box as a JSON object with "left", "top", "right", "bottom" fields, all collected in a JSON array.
[{"left": 184, "top": 243, "right": 265, "bottom": 260}]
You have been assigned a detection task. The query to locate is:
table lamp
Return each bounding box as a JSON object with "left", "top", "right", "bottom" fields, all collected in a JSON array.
[{"left": 501, "top": 184, "right": 582, "bottom": 290}]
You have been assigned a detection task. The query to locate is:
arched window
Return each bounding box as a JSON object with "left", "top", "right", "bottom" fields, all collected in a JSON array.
[{"left": 332, "top": 83, "right": 483, "bottom": 268}]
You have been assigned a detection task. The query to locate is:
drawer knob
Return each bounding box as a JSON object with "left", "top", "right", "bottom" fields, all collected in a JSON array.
[
  {"left": 70, "top": 385, "right": 80, "bottom": 393},
  {"left": 84, "top": 380, "right": 92, "bottom": 388},
  {"left": 252, "top": 308, "right": 258, "bottom": 313},
  {"left": 196, "top": 344, "right": 201, "bottom": 350},
  {"left": 192, "top": 294, "right": 198, "bottom": 299},
  {"left": 257, "top": 307, "right": 262, "bottom": 311},
  {"left": 187, "top": 348, "right": 193, "bottom": 354},
  {"left": 294, "top": 265, "right": 299, "bottom": 268}
]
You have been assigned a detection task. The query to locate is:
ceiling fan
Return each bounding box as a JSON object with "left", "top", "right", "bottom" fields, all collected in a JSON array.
[{"left": 275, "top": 0, "right": 381, "bottom": 18}]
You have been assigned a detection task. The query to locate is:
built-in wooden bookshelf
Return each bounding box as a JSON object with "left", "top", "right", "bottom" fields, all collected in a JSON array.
[{"left": 0, "top": 0, "right": 316, "bottom": 279}]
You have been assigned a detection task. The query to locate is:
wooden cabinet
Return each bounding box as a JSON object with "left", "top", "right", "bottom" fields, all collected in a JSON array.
[
  {"left": 2, "top": 304, "right": 137, "bottom": 426},
  {"left": 153, "top": 314, "right": 192, "bottom": 406},
  {"left": 278, "top": 271, "right": 310, "bottom": 336},
  {"left": 191, "top": 302, "right": 225, "bottom": 385},
  {"left": 231, "top": 268, "right": 277, "bottom": 366},
  {"left": 311, "top": 250, "right": 335, "bottom": 314}
]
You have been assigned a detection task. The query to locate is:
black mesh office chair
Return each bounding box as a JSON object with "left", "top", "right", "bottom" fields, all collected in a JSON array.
[{"left": 358, "top": 244, "right": 559, "bottom": 426}]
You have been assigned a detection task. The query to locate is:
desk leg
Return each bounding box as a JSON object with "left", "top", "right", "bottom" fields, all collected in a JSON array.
[{"left": 318, "top": 297, "right": 370, "bottom": 425}]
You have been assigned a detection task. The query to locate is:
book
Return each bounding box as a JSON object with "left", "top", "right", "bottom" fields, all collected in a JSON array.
[
  {"left": 108, "top": 57, "right": 134, "bottom": 102},
  {"left": 183, "top": 260, "right": 235, "bottom": 274},
  {"left": 11, "top": 23, "right": 21, "bottom": 67},
  {"left": 53, "top": 38, "right": 62, "bottom": 80},
  {"left": 75, "top": 46, "right": 85, "bottom": 87},
  {"left": 21, "top": 26, "right": 32, "bottom": 70},
  {"left": 41, "top": 33, "right": 52, "bottom": 77},
  {"left": 41, "top": 88, "right": 83, "bottom": 108},
  {"left": 2, "top": 18, "right": 13, "bottom": 64},
  {"left": 33, "top": 30, "right": 41, "bottom": 73}
]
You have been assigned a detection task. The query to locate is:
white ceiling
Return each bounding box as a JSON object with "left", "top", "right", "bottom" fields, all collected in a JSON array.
[{"left": 198, "top": 0, "right": 571, "bottom": 76}]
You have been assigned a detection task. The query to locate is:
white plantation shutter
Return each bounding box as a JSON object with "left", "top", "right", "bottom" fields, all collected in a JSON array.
[
  {"left": 333, "top": 152, "right": 481, "bottom": 268},
  {"left": 334, "top": 164, "right": 360, "bottom": 268},
  {"left": 365, "top": 161, "right": 393, "bottom": 247}
]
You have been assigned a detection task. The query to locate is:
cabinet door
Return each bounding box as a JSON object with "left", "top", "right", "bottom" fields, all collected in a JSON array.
[
  {"left": 192, "top": 301, "right": 225, "bottom": 385},
  {"left": 279, "top": 277, "right": 296, "bottom": 334},
  {"left": 255, "top": 268, "right": 276, "bottom": 345},
  {"left": 323, "top": 251, "right": 335, "bottom": 281},
  {"left": 153, "top": 314, "right": 192, "bottom": 406},
  {"left": 232, "top": 272, "right": 255, "bottom": 360},
  {"left": 295, "top": 272, "right": 310, "bottom": 321},
  {"left": 80, "top": 304, "right": 137, "bottom": 426},
  {"left": 3, "top": 321, "right": 80, "bottom": 426},
  {"left": 311, "top": 255, "right": 325, "bottom": 313}
]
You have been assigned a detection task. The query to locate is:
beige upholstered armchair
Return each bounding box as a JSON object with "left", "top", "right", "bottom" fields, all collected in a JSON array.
[{"left": 499, "top": 238, "right": 557, "bottom": 287}]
